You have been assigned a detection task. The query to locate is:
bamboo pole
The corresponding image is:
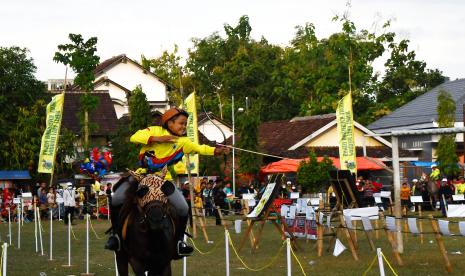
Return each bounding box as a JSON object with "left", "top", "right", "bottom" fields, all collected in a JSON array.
[
  {"left": 338, "top": 213, "right": 359, "bottom": 261},
  {"left": 430, "top": 215, "right": 452, "bottom": 273},
  {"left": 419, "top": 205, "right": 424, "bottom": 244}
]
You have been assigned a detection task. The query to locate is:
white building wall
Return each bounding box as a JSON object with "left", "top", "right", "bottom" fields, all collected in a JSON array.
[
  {"left": 198, "top": 120, "right": 232, "bottom": 143},
  {"left": 94, "top": 81, "right": 127, "bottom": 103},
  {"left": 431, "top": 121, "right": 464, "bottom": 142},
  {"left": 100, "top": 61, "right": 167, "bottom": 102},
  {"left": 94, "top": 82, "right": 129, "bottom": 118}
]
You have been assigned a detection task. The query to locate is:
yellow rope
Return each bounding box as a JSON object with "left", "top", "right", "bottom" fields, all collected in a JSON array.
[
  {"left": 381, "top": 252, "right": 399, "bottom": 276},
  {"left": 189, "top": 237, "right": 222, "bottom": 255},
  {"left": 70, "top": 224, "right": 78, "bottom": 241},
  {"left": 362, "top": 255, "right": 378, "bottom": 276},
  {"left": 89, "top": 219, "right": 103, "bottom": 240},
  {"left": 290, "top": 243, "right": 308, "bottom": 276},
  {"left": 227, "top": 231, "right": 285, "bottom": 272}
]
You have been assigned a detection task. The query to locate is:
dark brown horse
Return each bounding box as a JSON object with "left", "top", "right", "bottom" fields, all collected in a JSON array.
[{"left": 112, "top": 171, "right": 179, "bottom": 276}]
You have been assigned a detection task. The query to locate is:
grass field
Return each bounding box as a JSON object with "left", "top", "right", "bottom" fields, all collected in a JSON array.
[{"left": 2, "top": 212, "right": 465, "bottom": 275}]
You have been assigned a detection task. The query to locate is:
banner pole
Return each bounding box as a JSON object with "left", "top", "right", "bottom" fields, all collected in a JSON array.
[
  {"left": 114, "top": 253, "right": 119, "bottom": 276},
  {"left": 67, "top": 213, "right": 71, "bottom": 266},
  {"left": 34, "top": 202, "right": 38, "bottom": 252},
  {"left": 2, "top": 243, "right": 7, "bottom": 276},
  {"left": 377, "top": 248, "right": 386, "bottom": 276},
  {"left": 49, "top": 208, "right": 53, "bottom": 260},
  {"left": 225, "top": 230, "right": 230, "bottom": 276},
  {"left": 37, "top": 207, "right": 44, "bottom": 256},
  {"left": 287, "top": 238, "right": 292, "bottom": 276},
  {"left": 17, "top": 203, "right": 21, "bottom": 249},
  {"left": 7, "top": 208, "right": 11, "bottom": 246},
  {"left": 183, "top": 234, "right": 187, "bottom": 276}
]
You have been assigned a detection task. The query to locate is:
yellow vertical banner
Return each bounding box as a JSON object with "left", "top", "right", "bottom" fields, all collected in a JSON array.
[
  {"left": 176, "top": 91, "right": 199, "bottom": 175},
  {"left": 336, "top": 92, "right": 357, "bottom": 174},
  {"left": 38, "top": 93, "right": 65, "bottom": 173}
]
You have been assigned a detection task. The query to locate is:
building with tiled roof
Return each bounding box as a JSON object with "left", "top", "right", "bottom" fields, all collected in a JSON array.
[
  {"left": 60, "top": 91, "right": 118, "bottom": 147},
  {"left": 368, "top": 79, "right": 465, "bottom": 162},
  {"left": 93, "top": 54, "right": 171, "bottom": 119},
  {"left": 258, "top": 113, "right": 414, "bottom": 163}
]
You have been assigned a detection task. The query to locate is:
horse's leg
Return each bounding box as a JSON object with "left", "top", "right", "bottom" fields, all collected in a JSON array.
[
  {"left": 115, "top": 251, "right": 129, "bottom": 276},
  {"left": 129, "top": 257, "right": 147, "bottom": 276},
  {"left": 148, "top": 262, "right": 171, "bottom": 276},
  {"left": 160, "top": 263, "right": 172, "bottom": 276}
]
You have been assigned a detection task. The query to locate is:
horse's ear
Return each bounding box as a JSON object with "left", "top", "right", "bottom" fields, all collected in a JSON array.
[{"left": 160, "top": 166, "right": 168, "bottom": 179}]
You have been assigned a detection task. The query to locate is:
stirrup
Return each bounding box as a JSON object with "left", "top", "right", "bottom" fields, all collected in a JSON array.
[
  {"left": 105, "top": 234, "right": 121, "bottom": 252},
  {"left": 177, "top": 240, "right": 193, "bottom": 256}
]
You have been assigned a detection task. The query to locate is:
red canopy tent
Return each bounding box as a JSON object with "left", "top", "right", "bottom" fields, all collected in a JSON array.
[{"left": 260, "top": 156, "right": 387, "bottom": 174}]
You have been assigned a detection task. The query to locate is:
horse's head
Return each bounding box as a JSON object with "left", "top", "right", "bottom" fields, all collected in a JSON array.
[{"left": 135, "top": 167, "right": 172, "bottom": 231}]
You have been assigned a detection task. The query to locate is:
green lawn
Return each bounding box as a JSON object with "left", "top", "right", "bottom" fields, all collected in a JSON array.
[{"left": 2, "top": 212, "right": 465, "bottom": 275}]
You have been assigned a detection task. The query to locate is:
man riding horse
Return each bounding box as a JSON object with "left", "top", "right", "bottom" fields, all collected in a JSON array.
[{"left": 106, "top": 107, "right": 230, "bottom": 257}]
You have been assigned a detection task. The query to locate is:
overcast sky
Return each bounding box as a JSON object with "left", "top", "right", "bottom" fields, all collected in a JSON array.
[{"left": 1, "top": 0, "right": 464, "bottom": 81}]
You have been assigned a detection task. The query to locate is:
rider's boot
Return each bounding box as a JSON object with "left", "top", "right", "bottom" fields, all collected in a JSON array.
[
  {"left": 176, "top": 214, "right": 193, "bottom": 256},
  {"left": 105, "top": 205, "right": 121, "bottom": 251},
  {"left": 105, "top": 175, "right": 137, "bottom": 251},
  {"left": 160, "top": 181, "right": 193, "bottom": 257}
]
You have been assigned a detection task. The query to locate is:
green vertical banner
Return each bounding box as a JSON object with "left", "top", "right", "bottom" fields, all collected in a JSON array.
[
  {"left": 38, "top": 93, "right": 64, "bottom": 173},
  {"left": 336, "top": 92, "right": 357, "bottom": 174},
  {"left": 175, "top": 91, "right": 199, "bottom": 175}
]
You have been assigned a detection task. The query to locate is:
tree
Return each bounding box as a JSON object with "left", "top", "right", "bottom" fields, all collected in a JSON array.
[
  {"left": 187, "top": 15, "right": 291, "bottom": 122},
  {"left": 297, "top": 151, "right": 334, "bottom": 193},
  {"left": 372, "top": 37, "right": 446, "bottom": 122},
  {"left": 236, "top": 107, "right": 262, "bottom": 174},
  {"left": 7, "top": 100, "right": 47, "bottom": 170},
  {"left": 141, "top": 45, "right": 185, "bottom": 105},
  {"left": 54, "top": 33, "right": 100, "bottom": 151},
  {"left": 55, "top": 128, "right": 79, "bottom": 177},
  {"left": 128, "top": 85, "right": 152, "bottom": 133},
  {"left": 0, "top": 46, "right": 47, "bottom": 169},
  {"left": 436, "top": 89, "right": 459, "bottom": 176},
  {"left": 112, "top": 85, "right": 152, "bottom": 170}
]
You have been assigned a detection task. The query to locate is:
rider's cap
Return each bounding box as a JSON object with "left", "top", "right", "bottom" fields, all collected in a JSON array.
[
  {"left": 161, "top": 107, "right": 189, "bottom": 127},
  {"left": 66, "top": 182, "right": 73, "bottom": 187},
  {"left": 431, "top": 164, "right": 437, "bottom": 168},
  {"left": 442, "top": 178, "right": 448, "bottom": 182},
  {"left": 412, "top": 179, "right": 418, "bottom": 182}
]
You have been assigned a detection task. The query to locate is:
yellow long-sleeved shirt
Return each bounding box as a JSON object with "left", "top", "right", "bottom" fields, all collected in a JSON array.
[{"left": 130, "top": 126, "right": 215, "bottom": 179}]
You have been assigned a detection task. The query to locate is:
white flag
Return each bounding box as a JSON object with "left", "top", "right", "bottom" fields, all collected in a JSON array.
[{"left": 333, "top": 238, "right": 346, "bottom": 257}]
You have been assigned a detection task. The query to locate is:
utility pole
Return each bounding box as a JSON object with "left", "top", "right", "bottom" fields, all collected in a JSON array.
[{"left": 232, "top": 94, "right": 236, "bottom": 194}]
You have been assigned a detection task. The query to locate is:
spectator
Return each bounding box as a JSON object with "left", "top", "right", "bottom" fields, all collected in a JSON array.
[
  {"left": 223, "top": 182, "right": 234, "bottom": 208},
  {"left": 37, "top": 182, "right": 47, "bottom": 198},
  {"left": 361, "top": 180, "right": 375, "bottom": 207},
  {"left": 181, "top": 181, "right": 192, "bottom": 226},
  {"left": 212, "top": 179, "right": 226, "bottom": 225},
  {"left": 455, "top": 177, "right": 465, "bottom": 195},
  {"left": 238, "top": 183, "right": 252, "bottom": 196},
  {"left": 63, "top": 183, "right": 76, "bottom": 225},
  {"left": 400, "top": 182, "right": 411, "bottom": 213},
  {"left": 439, "top": 178, "right": 453, "bottom": 217},
  {"left": 39, "top": 189, "right": 48, "bottom": 218},
  {"left": 56, "top": 187, "right": 64, "bottom": 220},
  {"left": 202, "top": 181, "right": 213, "bottom": 216},
  {"left": 47, "top": 187, "right": 56, "bottom": 218}
]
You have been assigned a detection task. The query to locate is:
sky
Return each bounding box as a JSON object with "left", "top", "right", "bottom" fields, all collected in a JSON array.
[{"left": 1, "top": 0, "right": 464, "bottom": 81}]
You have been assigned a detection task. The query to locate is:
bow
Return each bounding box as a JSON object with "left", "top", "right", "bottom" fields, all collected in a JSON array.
[{"left": 200, "top": 94, "right": 228, "bottom": 171}]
